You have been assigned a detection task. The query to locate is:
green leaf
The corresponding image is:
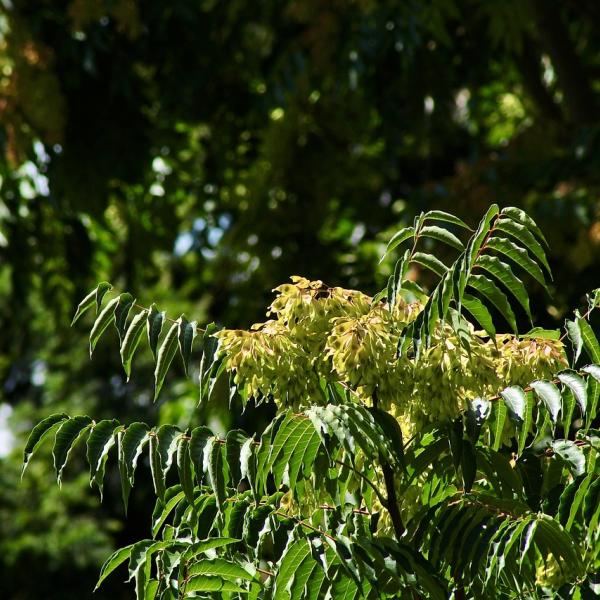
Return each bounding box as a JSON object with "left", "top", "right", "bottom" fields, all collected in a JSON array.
[
  {"left": 154, "top": 321, "right": 179, "bottom": 401},
  {"left": 147, "top": 304, "right": 165, "bottom": 361},
  {"left": 149, "top": 433, "right": 166, "bottom": 501},
  {"left": 190, "top": 426, "right": 213, "bottom": 483},
  {"left": 566, "top": 319, "right": 583, "bottom": 363},
  {"left": 71, "top": 282, "right": 113, "bottom": 326},
  {"left": 95, "top": 544, "right": 133, "bottom": 590},
  {"left": 22, "top": 413, "right": 68, "bottom": 477},
  {"left": 578, "top": 317, "right": 600, "bottom": 363},
  {"left": 521, "top": 327, "right": 560, "bottom": 340},
  {"left": 157, "top": 424, "right": 181, "bottom": 480},
  {"left": 226, "top": 430, "right": 248, "bottom": 488},
  {"left": 420, "top": 225, "right": 464, "bottom": 251},
  {"left": 582, "top": 363, "right": 600, "bottom": 383},
  {"left": 53, "top": 415, "right": 93, "bottom": 485},
  {"left": 120, "top": 310, "right": 148, "bottom": 380},
  {"left": 121, "top": 422, "right": 150, "bottom": 487},
  {"left": 462, "top": 293, "right": 495, "bottom": 337},
  {"left": 207, "top": 437, "right": 226, "bottom": 512},
  {"left": 490, "top": 401, "right": 507, "bottom": 451},
  {"left": 552, "top": 440, "right": 586, "bottom": 476},
  {"left": 151, "top": 487, "right": 184, "bottom": 537},
  {"left": 369, "top": 408, "right": 405, "bottom": 466},
  {"left": 240, "top": 437, "right": 259, "bottom": 502},
  {"left": 181, "top": 537, "right": 240, "bottom": 560},
  {"left": 467, "top": 204, "right": 499, "bottom": 268},
  {"left": 177, "top": 436, "right": 195, "bottom": 506},
  {"left": 187, "top": 558, "right": 253, "bottom": 581},
  {"left": 530, "top": 380, "right": 562, "bottom": 424},
  {"left": 411, "top": 252, "right": 448, "bottom": 277},
  {"left": 274, "top": 540, "right": 311, "bottom": 600},
  {"left": 518, "top": 392, "right": 534, "bottom": 455},
  {"left": 495, "top": 217, "right": 551, "bottom": 274},
  {"left": 86, "top": 419, "right": 119, "bottom": 496},
  {"left": 128, "top": 540, "right": 154, "bottom": 582},
  {"left": 117, "top": 431, "right": 131, "bottom": 513},
  {"left": 500, "top": 386, "right": 526, "bottom": 423},
  {"left": 468, "top": 274, "right": 517, "bottom": 333},
  {"left": 183, "top": 575, "right": 246, "bottom": 594},
  {"left": 476, "top": 254, "right": 531, "bottom": 321},
  {"left": 461, "top": 439, "right": 477, "bottom": 492},
  {"left": 423, "top": 210, "right": 471, "bottom": 230},
  {"left": 485, "top": 237, "right": 547, "bottom": 287},
  {"left": 383, "top": 226, "right": 415, "bottom": 257},
  {"left": 89, "top": 296, "right": 119, "bottom": 356},
  {"left": 558, "top": 370, "right": 587, "bottom": 416},
  {"left": 114, "top": 292, "right": 136, "bottom": 344},
  {"left": 500, "top": 206, "right": 548, "bottom": 247},
  {"left": 178, "top": 315, "right": 197, "bottom": 377}
]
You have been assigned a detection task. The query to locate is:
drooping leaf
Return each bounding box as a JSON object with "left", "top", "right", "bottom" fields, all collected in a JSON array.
[
  {"left": 558, "top": 370, "right": 587, "bottom": 416},
  {"left": 189, "top": 426, "right": 213, "bottom": 483},
  {"left": 186, "top": 558, "right": 253, "bottom": 581},
  {"left": 411, "top": 252, "right": 448, "bottom": 277},
  {"left": 178, "top": 315, "right": 198, "bottom": 377},
  {"left": 383, "top": 226, "right": 415, "bottom": 258},
  {"left": 114, "top": 293, "right": 136, "bottom": 344},
  {"left": 149, "top": 433, "right": 166, "bottom": 501},
  {"left": 225, "top": 429, "right": 248, "bottom": 488},
  {"left": 423, "top": 210, "right": 471, "bottom": 230},
  {"left": 420, "top": 225, "right": 464, "bottom": 251},
  {"left": 53, "top": 415, "right": 93, "bottom": 485},
  {"left": 154, "top": 321, "right": 179, "bottom": 401},
  {"left": 22, "top": 413, "right": 68, "bottom": 477},
  {"left": 517, "top": 392, "right": 534, "bottom": 455},
  {"left": 274, "top": 539, "right": 311, "bottom": 600},
  {"left": 121, "top": 422, "right": 150, "bottom": 488},
  {"left": 485, "top": 237, "right": 546, "bottom": 288},
  {"left": 462, "top": 293, "right": 496, "bottom": 337},
  {"left": 95, "top": 544, "right": 134, "bottom": 591},
  {"left": 490, "top": 401, "right": 507, "bottom": 451},
  {"left": 500, "top": 207, "right": 548, "bottom": 247},
  {"left": 182, "top": 575, "right": 246, "bottom": 594},
  {"left": 566, "top": 319, "right": 583, "bottom": 363},
  {"left": 90, "top": 296, "right": 120, "bottom": 356},
  {"left": 147, "top": 304, "right": 165, "bottom": 361},
  {"left": 468, "top": 274, "right": 517, "bottom": 333},
  {"left": 551, "top": 440, "right": 586, "bottom": 477},
  {"left": 495, "top": 217, "right": 551, "bottom": 274},
  {"left": 86, "top": 418, "right": 119, "bottom": 495},
  {"left": 177, "top": 436, "right": 195, "bottom": 506},
  {"left": 71, "top": 281, "right": 112, "bottom": 326},
  {"left": 500, "top": 386, "right": 526, "bottom": 423},
  {"left": 530, "top": 380, "right": 562, "bottom": 424},
  {"left": 476, "top": 255, "right": 531, "bottom": 322},
  {"left": 121, "top": 309, "right": 148, "bottom": 380},
  {"left": 206, "top": 437, "right": 226, "bottom": 512},
  {"left": 578, "top": 317, "right": 600, "bottom": 363}
]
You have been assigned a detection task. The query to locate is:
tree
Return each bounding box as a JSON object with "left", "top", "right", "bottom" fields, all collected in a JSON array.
[{"left": 23, "top": 206, "right": 600, "bottom": 598}]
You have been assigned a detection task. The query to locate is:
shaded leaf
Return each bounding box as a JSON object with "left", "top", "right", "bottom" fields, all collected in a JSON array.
[
  {"left": 22, "top": 413, "right": 68, "bottom": 477},
  {"left": 53, "top": 416, "right": 93, "bottom": 485},
  {"left": 154, "top": 321, "right": 179, "bottom": 401}
]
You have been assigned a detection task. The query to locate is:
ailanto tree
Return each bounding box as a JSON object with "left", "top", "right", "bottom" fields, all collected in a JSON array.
[{"left": 23, "top": 205, "right": 600, "bottom": 599}]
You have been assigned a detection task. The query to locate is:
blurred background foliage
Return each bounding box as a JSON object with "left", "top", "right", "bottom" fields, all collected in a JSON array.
[{"left": 1, "top": 0, "right": 600, "bottom": 597}]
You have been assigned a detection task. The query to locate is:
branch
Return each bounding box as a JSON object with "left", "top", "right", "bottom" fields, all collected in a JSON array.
[{"left": 373, "top": 390, "right": 405, "bottom": 540}]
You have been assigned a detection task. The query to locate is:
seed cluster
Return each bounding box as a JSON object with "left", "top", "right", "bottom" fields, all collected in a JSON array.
[{"left": 215, "top": 277, "right": 566, "bottom": 437}]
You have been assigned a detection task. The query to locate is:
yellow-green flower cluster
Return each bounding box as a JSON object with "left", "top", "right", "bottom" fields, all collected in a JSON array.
[{"left": 215, "top": 276, "right": 567, "bottom": 433}]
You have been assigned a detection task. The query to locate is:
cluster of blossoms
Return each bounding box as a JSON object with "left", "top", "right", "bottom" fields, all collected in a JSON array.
[{"left": 215, "top": 276, "right": 567, "bottom": 437}]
